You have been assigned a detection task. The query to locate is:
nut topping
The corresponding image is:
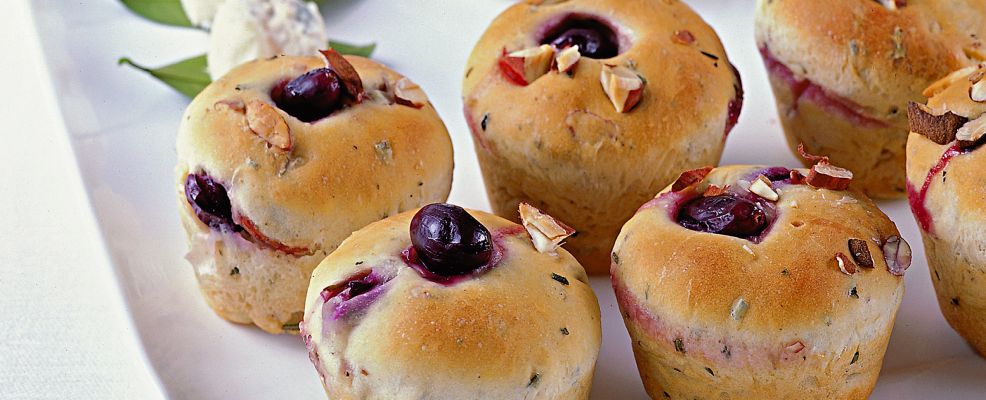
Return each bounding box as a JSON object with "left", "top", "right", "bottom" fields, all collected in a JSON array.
[
  {"left": 600, "top": 65, "right": 646, "bottom": 113},
  {"left": 519, "top": 203, "right": 575, "bottom": 254},
  {"left": 703, "top": 184, "right": 728, "bottom": 197},
  {"left": 956, "top": 114, "right": 986, "bottom": 147},
  {"left": 554, "top": 45, "right": 581, "bottom": 74},
  {"left": 672, "top": 30, "right": 695, "bottom": 45},
  {"left": 320, "top": 49, "right": 364, "bottom": 102},
  {"left": 671, "top": 166, "right": 713, "bottom": 192},
  {"left": 848, "top": 239, "right": 874, "bottom": 268},
  {"left": 393, "top": 78, "right": 428, "bottom": 108},
  {"left": 836, "top": 252, "right": 858, "bottom": 275},
  {"left": 789, "top": 170, "right": 807, "bottom": 185},
  {"left": 245, "top": 100, "right": 292, "bottom": 151},
  {"left": 807, "top": 164, "right": 853, "bottom": 191},
  {"left": 749, "top": 175, "right": 779, "bottom": 201},
  {"left": 907, "top": 102, "right": 968, "bottom": 145},
  {"left": 882, "top": 235, "right": 911, "bottom": 276},
  {"left": 923, "top": 65, "right": 979, "bottom": 97},
  {"left": 874, "top": 0, "right": 905, "bottom": 10},
  {"left": 499, "top": 45, "right": 555, "bottom": 86},
  {"left": 970, "top": 79, "right": 986, "bottom": 103}
]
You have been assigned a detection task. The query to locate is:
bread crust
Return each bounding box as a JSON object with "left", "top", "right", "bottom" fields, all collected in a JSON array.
[
  {"left": 303, "top": 209, "right": 601, "bottom": 399},
  {"left": 906, "top": 64, "right": 986, "bottom": 356},
  {"left": 755, "top": 0, "right": 986, "bottom": 198},
  {"left": 176, "top": 55, "right": 453, "bottom": 333},
  {"left": 612, "top": 165, "right": 905, "bottom": 399},
  {"left": 463, "top": 0, "right": 741, "bottom": 274}
]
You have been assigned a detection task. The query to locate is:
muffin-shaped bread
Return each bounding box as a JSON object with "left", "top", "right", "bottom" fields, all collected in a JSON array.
[
  {"left": 906, "top": 64, "right": 986, "bottom": 355},
  {"left": 176, "top": 52, "right": 453, "bottom": 334},
  {"left": 612, "top": 164, "right": 910, "bottom": 399},
  {"left": 755, "top": 0, "right": 986, "bottom": 198},
  {"left": 302, "top": 204, "right": 600, "bottom": 399},
  {"left": 463, "top": 0, "right": 743, "bottom": 274}
]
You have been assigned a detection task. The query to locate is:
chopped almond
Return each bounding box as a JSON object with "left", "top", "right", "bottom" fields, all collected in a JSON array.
[
  {"left": 499, "top": 45, "right": 555, "bottom": 86},
  {"left": 245, "top": 100, "right": 291, "bottom": 151},
  {"left": 836, "top": 252, "right": 858, "bottom": 275},
  {"left": 749, "top": 175, "right": 779, "bottom": 201},
  {"left": 600, "top": 65, "right": 645, "bottom": 113},
  {"left": 320, "top": 49, "right": 364, "bottom": 102},
  {"left": 703, "top": 184, "right": 728, "bottom": 197},
  {"left": 393, "top": 78, "right": 428, "bottom": 108},
  {"left": 671, "top": 166, "right": 713, "bottom": 192},
  {"left": 807, "top": 163, "right": 853, "bottom": 191},
  {"left": 554, "top": 45, "right": 581, "bottom": 74},
  {"left": 907, "top": 102, "right": 967, "bottom": 144},
  {"left": 848, "top": 239, "right": 874, "bottom": 268},
  {"left": 923, "top": 65, "right": 979, "bottom": 97},
  {"left": 519, "top": 203, "right": 575, "bottom": 254},
  {"left": 956, "top": 114, "right": 986, "bottom": 147}
]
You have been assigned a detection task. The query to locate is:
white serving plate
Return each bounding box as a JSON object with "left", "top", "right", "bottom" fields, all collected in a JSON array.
[{"left": 30, "top": 0, "right": 985, "bottom": 398}]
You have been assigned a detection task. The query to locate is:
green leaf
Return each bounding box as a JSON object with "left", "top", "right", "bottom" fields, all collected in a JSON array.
[
  {"left": 329, "top": 40, "right": 376, "bottom": 58},
  {"left": 119, "top": 54, "right": 210, "bottom": 98},
  {"left": 120, "top": 0, "right": 194, "bottom": 27}
]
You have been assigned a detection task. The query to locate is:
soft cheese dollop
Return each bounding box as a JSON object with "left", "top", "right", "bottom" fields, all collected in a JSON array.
[
  {"left": 180, "top": 0, "right": 225, "bottom": 27},
  {"left": 207, "top": 0, "right": 327, "bottom": 79}
]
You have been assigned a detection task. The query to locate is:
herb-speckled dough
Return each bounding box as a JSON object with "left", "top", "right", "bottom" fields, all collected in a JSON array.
[
  {"left": 906, "top": 65, "right": 986, "bottom": 357},
  {"left": 612, "top": 165, "right": 906, "bottom": 399},
  {"left": 463, "top": 0, "right": 742, "bottom": 275},
  {"left": 302, "top": 209, "right": 601, "bottom": 399},
  {"left": 755, "top": 0, "right": 986, "bottom": 198},
  {"left": 176, "top": 55, "right": 453, "bottom": 334}
]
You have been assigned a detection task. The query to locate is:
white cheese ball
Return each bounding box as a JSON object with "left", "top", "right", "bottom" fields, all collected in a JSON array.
[
  {"left": 180, "top": 0, "right": 225, "bottom": 27},
  {"left": 207, "top": 0, "right": 327, "bottom": 80}
]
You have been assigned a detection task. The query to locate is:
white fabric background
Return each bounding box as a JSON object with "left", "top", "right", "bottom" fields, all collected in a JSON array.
[{"left": 0, "top": 1, "right": 161, "bottom": 398}]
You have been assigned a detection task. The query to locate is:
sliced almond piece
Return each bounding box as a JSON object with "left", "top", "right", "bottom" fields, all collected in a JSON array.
[
  {"left": 836, "top": 252, "right": 858, "bottom": 275},
  {"left": 394, "top": 78, "right": 428, "bottom": 108},
  {"left": 245, "top": 100, "right": 291, "bottom": 151},
  {"left": 807, "top": 163, "right": 853, "bottom": 190},
  {"left": 703, "top": 184, "right": 728, "bottom": 197},
  {"left": 320, "top": 49, "right": 364, "bottom": 102},
  {"left": 923, "top": 65, "right": 979, "bottom": 97},
  {"left": 848, "top": 238, "right": 874, "bottom": 268},
  {"left": 883, "top": 235, "right": 911, "bottom": 276},
  {"left": 907, "top": 101, "right": 967, "bottom": 144},
  {"left": 498, "top": 45, "right": 555, "bottom": 86},
  {"left": 956, "top": 114, "right": 986, "bottom": 147},
  {"left": 789, "top": 170, "right": 807, "bottom": 185},
  {"left": 671, "top": 166, "right": 713, "bottom": 192},
  {"left": 554, "top": 45, "right": 581, "bottom": 74},
  {"left": 970, "top": 79, "right": 986, "bottom": 103},
  {"left": 749, "top": 175, "right": 779, "bottom": 201},
  {"left": 519, "top": 203, "right": 575, "bottom": 254},
  {"left": 600, "top": 65, "right": 646, "bottom": 113}
]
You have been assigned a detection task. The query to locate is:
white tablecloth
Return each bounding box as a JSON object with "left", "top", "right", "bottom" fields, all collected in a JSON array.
[{"left": 0, "top": 1, "right": 160, "bottom": 398}]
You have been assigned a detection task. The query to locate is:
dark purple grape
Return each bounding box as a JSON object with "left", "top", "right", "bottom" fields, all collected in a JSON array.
[
  {"left": 271, "top": 68, "right": 345, "bottom": 122},
  {"left": 410, "top": 204, "right": 493, "bottom": 276},
  {"left": 757, "top": 167, "right": 791, "bottom": 182},
  {"left": 346, "top": 280, "right": 374, "bottom": 298},
  {"left": 677, "top": 194, "right": 768, "bottom": 238},
  {"left": 185, "top": 172, "right": 238, "bottom": 232},
  {"left": 542, "top": 16, "right": 619, "bottom": 59}
]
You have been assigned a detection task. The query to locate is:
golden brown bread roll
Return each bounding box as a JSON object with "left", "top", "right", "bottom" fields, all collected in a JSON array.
[
  {"left": 176, "top": 53, "right": 453, "bottom": 334},
  {"left": 613, "top": 164, "right": 909, "bottom": 399},
  {"left": 906, "top": 63, "right": 986, "bottom": 356},
  {"left": 463, "top": 0, "right": 743, "bottom": 274},
  {"left": 755, "top": 0, "right": 986, "bottom": 198}
]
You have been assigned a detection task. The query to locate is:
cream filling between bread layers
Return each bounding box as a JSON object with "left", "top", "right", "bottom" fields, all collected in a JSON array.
[
  {"left": 759, "top": 47, "right": 891, "bottom": 130},
  {"left": 612, "top": 276, "right": 901, "bottom": 387}
]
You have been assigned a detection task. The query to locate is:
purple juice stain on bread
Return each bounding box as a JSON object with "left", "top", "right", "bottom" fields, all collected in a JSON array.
[
  {"left": 409, "top": 203, "right": 494, "bottom": 279},
  {"left": 539, "top": 14, "right": 620, "bottom": 59},
  {"left": 320, "top": 269, "right": 394, "bottom": 321},
  {"left": 271, "top": 67, "right": 345, "bottom": 122},
  {"left": 185, "top": 172, "right": 240, "bottom": 233}
]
